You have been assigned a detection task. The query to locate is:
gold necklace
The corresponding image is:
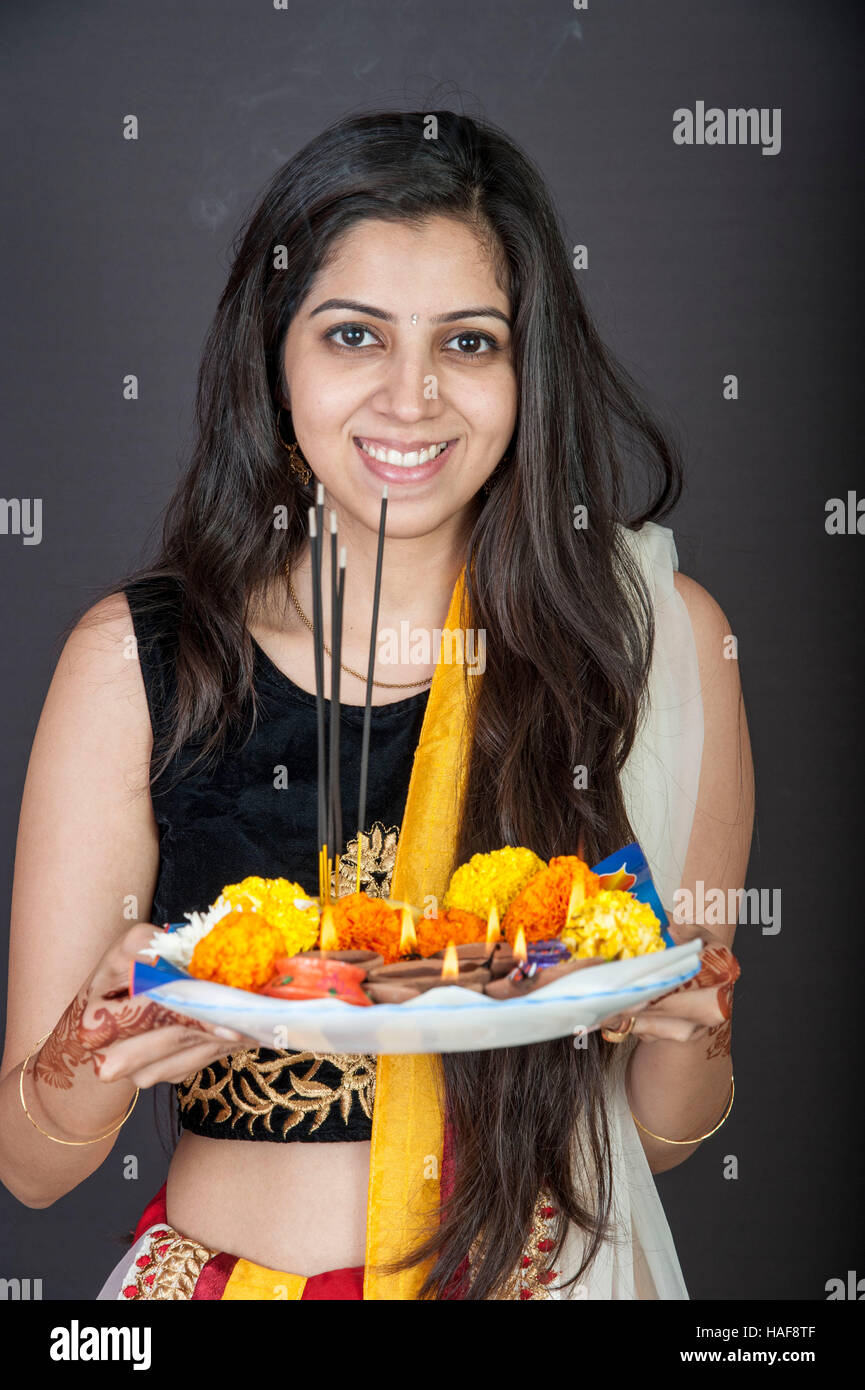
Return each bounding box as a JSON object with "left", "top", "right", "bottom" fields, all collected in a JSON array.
[{"left": 285, "top": 564, "right": 433, "bottom": 689}]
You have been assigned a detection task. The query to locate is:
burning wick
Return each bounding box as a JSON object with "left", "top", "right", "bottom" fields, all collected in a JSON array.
[
  {"left": 485, "top": 902, "right": 501, "bottom": 948},
  {"left": 513, "top": 926, "right": 528, "bottom": 965},
  {"left": 399, "top": 907, "right": 418, "bottom": 956},
  {"left": 319, "top": 905, "right": 338, "bottom": 953},
  {"left": 440, "top": 941, "right": 460, "bottom": 980}
]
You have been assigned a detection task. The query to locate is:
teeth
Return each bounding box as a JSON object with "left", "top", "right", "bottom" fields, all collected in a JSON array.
[{"left": 358, "top": 439, "right": 450, "bottom": 467}]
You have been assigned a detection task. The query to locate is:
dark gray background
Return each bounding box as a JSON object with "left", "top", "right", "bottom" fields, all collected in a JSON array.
[{"left": 1, "top": 0, "right": 862, "bottom": 1300}]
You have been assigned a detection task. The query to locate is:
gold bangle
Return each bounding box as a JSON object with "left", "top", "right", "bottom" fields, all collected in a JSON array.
[
  {"left": 630, "top": 1074, "right": 734, "bottom": 1145},
  {"left": 19, "top": 1031, "right": 140, "bottom": 1146}
]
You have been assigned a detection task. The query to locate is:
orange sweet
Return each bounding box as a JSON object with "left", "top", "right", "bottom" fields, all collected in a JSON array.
[{"left": 259, "top": 955, "right": 371, "bottom": 1007}]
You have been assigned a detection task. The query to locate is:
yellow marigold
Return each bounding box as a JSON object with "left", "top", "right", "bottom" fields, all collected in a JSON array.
[
  {"left": 415, "top": 907, "right": 488, "bottom": 958},
  {"left": 326, "top": 892, "right": 404, "bottom": 963},
  {"left": 219, "top": 876, "right": 319, "bottom": 957},
  {"left": 220, "top": 875, "right": 271, "bottom": 906},
  {"left": 442, "top": 847, "right": 546, "bottom": 921},
  {"left": 561, "top": 890, "right": 666, "bottom": 962},
  {"left": 502, "top": 856, "right": 601, "bottom": 944},
  {"left": 189, "top": 911, "right": 285, "bottom": 990}
]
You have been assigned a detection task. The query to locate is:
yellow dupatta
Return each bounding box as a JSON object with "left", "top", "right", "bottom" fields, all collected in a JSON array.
[{"left": 362, "top": 562, "right": 476, "bottom": 1299}]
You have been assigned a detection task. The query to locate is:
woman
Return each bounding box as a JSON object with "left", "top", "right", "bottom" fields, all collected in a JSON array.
[{"left": 0, "top": 109, "right": 752, "bottom": 1300}]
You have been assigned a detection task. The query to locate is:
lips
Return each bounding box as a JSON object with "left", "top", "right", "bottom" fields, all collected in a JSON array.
[{"left": 353, "top": 435, "right": 458, "bottom": 485}]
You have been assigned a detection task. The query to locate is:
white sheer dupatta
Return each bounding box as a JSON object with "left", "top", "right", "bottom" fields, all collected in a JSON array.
[{"left": 552, "top": 522, "right": 704, "bottom": 1300}]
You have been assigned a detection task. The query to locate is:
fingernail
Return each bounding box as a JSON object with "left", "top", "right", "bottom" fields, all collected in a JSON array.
[{"left": 212, "top": 1026, "right": 243, "bottom": 1041}]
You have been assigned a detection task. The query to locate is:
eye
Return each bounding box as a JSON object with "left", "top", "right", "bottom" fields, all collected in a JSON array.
[
  {"left": 443, "top": 331, "right": 497, "bottom": 356},
  {"left": 325, "top": 324, "right": 380, "bottom": 350}
]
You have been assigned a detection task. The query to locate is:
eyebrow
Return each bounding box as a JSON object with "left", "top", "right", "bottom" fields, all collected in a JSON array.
[{"left": 308, "top": 298, "right": 512, "bottom": 327}]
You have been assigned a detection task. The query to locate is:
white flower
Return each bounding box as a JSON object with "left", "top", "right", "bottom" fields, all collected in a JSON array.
[{"left": 141, "top": 896, "right": 235, "bottom": 969}]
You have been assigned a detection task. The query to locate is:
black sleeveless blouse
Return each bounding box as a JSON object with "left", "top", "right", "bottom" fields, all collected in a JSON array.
[{"left": 125, "top": 575, "right": 430, "bottom": 1142}]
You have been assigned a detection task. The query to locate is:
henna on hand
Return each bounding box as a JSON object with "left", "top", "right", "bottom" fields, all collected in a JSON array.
[
  {"left": 704, "top": 1017, "right": 733, "bottom": 1060},
  {"left": 34, "top": 991, "right": 209, "bottom": 1089},
  {"left": 664, "top": 940, "right": 740, "bottom": 1020}
]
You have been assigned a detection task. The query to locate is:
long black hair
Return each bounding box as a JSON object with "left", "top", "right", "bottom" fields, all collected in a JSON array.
[{"left": 80, "top": 109, "right": 683, "bottom": 1298}]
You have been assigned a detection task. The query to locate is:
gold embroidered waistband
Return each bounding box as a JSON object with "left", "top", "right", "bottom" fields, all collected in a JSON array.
[{"left": 177, "top": 1050, "right": 377, "bottom": 1139}]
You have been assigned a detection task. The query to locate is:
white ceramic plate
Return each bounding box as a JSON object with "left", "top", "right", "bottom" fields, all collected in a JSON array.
[{"left": 132, "top": 939, "right": 703, "bottom": 1054}]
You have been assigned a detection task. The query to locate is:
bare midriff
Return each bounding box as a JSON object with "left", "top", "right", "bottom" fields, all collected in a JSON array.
[{"left": 165, "top": 1130, "right": 370, "bottom": 1275}]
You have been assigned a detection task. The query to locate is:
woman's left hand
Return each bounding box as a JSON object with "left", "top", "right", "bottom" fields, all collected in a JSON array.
[{"left": 598, "top": 923, "right": 741, "bottom": 1044}]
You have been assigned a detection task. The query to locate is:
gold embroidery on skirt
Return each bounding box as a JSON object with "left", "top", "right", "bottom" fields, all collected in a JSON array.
[
  {"left": 124, "top": 1227, "right": 215, "bottom": 1300},
  {"left": 469, "top": 1189, "right": 559, "bottom": 1300},
  {"left": 178, "top": 1050, "right": 377, "bottom": 1137},
  {"left": 334, "top": 820, "right": 400, "bottom": 898}
]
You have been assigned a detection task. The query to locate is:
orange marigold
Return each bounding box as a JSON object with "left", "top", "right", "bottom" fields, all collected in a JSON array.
[
  {"left": 502, "top": 856, "right": 601, "bottom": 944},
  {"left": 189, "top": 911, "right": 285, "bottom": 991},
  {"left": 415, "top": 907, "right": 487, "bottom": 958},
  {"left": 327, "top": 893, "right": 404, "bottom": 963}
]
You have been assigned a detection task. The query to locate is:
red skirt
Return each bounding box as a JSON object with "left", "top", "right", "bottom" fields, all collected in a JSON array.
[{"left": 114, "top": 1184, "right": 364, "bottom": 1300}]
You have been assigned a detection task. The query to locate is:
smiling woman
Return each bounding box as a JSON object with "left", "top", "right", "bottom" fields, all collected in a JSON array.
[
  {"left": 279, "top": 219, "right": 517, "bottom": 521},
  {"left": 271, "top": 220, "right": 518, "bottom": 638},
  {"left": 0, "top": 108, "right": 751, "bottom": 1301}
]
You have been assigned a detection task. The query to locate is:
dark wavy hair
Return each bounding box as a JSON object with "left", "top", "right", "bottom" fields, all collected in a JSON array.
[{"left": 81, "top": 108, "right": 683, "bottom": 1299}]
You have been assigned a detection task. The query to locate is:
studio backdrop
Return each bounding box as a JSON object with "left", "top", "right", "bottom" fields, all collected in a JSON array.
[{"left": 1, "top": 0, "right": 861, "bottom": 1300}]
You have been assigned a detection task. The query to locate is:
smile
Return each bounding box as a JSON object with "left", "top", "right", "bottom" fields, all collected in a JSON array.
[{"left": 354, "top": 436, "right": 453, "bottom": 468}]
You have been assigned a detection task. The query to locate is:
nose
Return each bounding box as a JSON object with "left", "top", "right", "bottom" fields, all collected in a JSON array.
[{"left": 368, "top": 341, "right": 441, "bottom": 423}]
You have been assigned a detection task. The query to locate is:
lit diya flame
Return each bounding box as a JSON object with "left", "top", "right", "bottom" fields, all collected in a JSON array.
[
  {"left": 565, "top": 877, "right": 586, "bottom": 929},
  {"left": 319, "top": 904, "right": 339, "bottom": 952},
  {"left": 513, "top": 926, "right": 528, "bottom": 964},
  {"left": 399, "top": 906, "right": 418, "bottom": 955},
  {"left": 485, "top": 901, "right": 501, "bottom": 948},
  {"left": 440, "top": 941, "right": 460, "bottom": 980}
]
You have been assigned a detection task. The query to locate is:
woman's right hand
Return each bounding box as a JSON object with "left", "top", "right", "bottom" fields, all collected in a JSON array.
[{"left": 34, "top": 923, "right": 259, "bottom": 1094}]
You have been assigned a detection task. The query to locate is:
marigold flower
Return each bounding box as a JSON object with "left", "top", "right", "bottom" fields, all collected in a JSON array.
[
  {"left": 189, "top": 911, "right": 286, "bottom": 990},
  {"left": 220, "top": 876, "right": 319, "bottom": 957},
  {"left": 561, "top": 890, "right": 665, "bottom": 961},
  {"left": 415, "top": 907, "right": 488, "bottom": 958},
  {"left": 442, "top": 847, "right": 546, "bottom": 921},
  {"left": 502, "top": 856, "right": 601, "bottom": 943},
  {"left": 326, "top": 892, "right": 404, "bottom": 963}
]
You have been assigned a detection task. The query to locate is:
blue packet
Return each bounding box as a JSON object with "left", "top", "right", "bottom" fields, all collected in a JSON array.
[{"left": 591, "top": 842, "right": 674, "bottom": 948}]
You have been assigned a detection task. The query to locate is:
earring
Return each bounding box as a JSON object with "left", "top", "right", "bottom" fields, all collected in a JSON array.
[
  {"left": 483, "top": 451, "right": 511, "bottom": 495},
  {"left": 276, "top": 406, "right": 312, "bottom": 485}
]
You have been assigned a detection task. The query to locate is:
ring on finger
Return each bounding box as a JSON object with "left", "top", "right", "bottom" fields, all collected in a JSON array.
[{"left": 602, "top": 1015, "right": 637, "bottom": 1043}]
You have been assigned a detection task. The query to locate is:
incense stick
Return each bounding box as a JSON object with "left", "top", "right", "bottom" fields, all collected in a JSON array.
[
  {"left": 315, "top": 481, "right": 325, "bottom": 556},
  {"left": 332, "top": 545, "right": 346, "bottom": 884},
  {"left": 308, "top": 507, "right": 327, "bottom": 903},
  {"left": 357, "top": 487, "right": 388, "bottom": 892},
  {"left": 327, "top": 511, "right": 340, "bottom": 894}
]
